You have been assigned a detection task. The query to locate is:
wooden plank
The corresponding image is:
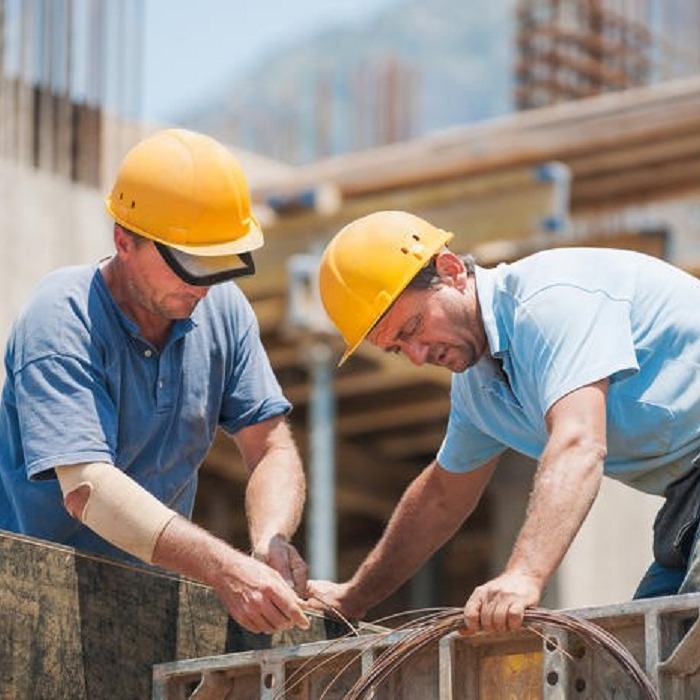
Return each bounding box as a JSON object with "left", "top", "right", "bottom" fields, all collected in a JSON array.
[
  {"left": 337, "top": 396, "right": 450, "bottom": 437},
  {"left": 252, "top": 76, "right": 700, "bottom": 200},
  {"left": 472, "top": 228, "right": 670, "bottom": 267},
  {"left": 0, "top": 530, "right": 333, "bottom": 700}
]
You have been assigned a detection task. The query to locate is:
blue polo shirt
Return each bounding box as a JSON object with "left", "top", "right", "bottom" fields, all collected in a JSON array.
[
  {"left": 437, "top": 248, "right": 700, "bottom": 496},
  {"left": 0, "top": 264, "right": 291, "bottom": 562}
]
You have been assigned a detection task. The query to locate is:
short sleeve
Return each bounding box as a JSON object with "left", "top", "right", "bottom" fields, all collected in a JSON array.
[
  {"left": 437, "top": 376, "right": 508, "bottom": 473},
  {"left": 15, "top": 355, "right": 116, "bottom": 478},
  {"left": 218, "top": 299, "right": 291, "bottom": 435}
]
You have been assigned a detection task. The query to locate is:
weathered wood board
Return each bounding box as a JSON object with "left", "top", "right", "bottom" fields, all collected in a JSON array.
[{"left": 0, "top": 530, "right": 334, "bottom": 700}]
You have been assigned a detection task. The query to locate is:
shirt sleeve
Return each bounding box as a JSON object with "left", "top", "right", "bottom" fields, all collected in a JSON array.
[
  {"left": 437, "top": 374, "right": 508, "bottom": 473},
  {"left": 15, "top": 354, "right": 116, "bottom": 479},
  {"left": 218, "top": 293, "right": 291, "bottom": 435}
]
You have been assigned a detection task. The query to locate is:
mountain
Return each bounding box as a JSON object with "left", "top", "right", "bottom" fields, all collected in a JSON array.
[{"left": 179, "top": 0, "right": 516, "bottom": 164}]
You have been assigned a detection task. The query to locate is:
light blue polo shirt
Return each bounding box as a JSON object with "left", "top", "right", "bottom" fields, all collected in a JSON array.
[
  {"left": 437, "top": 248, "right": 700, "bottom": 496},
  {"left": 0, "top": 264, "right": 291, "bottom": 562}
]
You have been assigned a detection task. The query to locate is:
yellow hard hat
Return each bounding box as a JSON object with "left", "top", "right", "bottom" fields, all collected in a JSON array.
[
  {"left": 319, "top": 210, "right": 454, "bottom": 365},
  {"left": 105, "top": 128, "right": 263, "bottom": 284}
]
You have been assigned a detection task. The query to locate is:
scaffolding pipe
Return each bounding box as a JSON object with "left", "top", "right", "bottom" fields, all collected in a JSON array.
[{"left": 307, "top": 341, "right": 337, "bottom": 581}]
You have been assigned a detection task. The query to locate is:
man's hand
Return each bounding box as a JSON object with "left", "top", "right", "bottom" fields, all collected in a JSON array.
[
  {"left": 305, "top": 580, "right": 366, "bottom": 621},
  {"left": 212, "top": 553, "right": 310, "bottom": 635},
  {"left": 253, "top": 534, "right": 308, "bottom": 596},
  {"left": 151, "top": 515, "right": 309, "bottom": 635},
  {"left": 462, "top": 570, "right": 542, "bottom": 635}
]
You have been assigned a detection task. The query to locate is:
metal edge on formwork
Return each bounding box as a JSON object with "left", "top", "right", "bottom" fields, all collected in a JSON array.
[{"left": 153, "top": 594, "right": 700, "bottom": 699}]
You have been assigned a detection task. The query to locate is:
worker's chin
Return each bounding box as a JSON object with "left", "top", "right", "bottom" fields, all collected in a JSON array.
[
  {"left": 448, "top": 358, "right": 470, "bottom": 373},
  {"left": 166, "top": 298, "right": 201, "bottom": 318},
  {"left": 431, "top": 348, "right": 471, "bottom": 373},
  {"left": 427, "top": 357, "right": 468, "bottom": 373}
]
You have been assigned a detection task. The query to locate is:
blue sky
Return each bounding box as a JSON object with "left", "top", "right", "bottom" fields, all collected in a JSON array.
[{"left": 142, "top": 0, "right": 396, "bottom": 123}]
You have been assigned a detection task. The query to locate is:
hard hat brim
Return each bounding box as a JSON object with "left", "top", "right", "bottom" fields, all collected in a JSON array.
[
  {"left": 163, "top": 221, "right": 264, "bottom": 256},
  {"left": 338, "top": 339, "right": 361, "bottom": 367}
]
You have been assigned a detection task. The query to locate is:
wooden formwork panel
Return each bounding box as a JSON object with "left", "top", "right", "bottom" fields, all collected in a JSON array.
[
  {"left": 0, "top": 530, "right": 334, "bottom": 700},
  {"left": 153, "top": 594, "right": 700, "bottom": 699}
]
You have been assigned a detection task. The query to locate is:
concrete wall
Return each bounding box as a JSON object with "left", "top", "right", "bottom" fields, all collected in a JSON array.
[
  {"left": 0, "top": 160, "right": 112, "bottom": 375},
  {"left": 559, "top": 478, "right": 662, "bottom": 608}
]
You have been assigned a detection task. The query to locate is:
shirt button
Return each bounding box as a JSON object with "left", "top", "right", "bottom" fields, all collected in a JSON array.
[
  {"left": 144, "top": 349, "right": 153, "bottom": 358},
  {"left": 158, "top": 380, "right": 164, "bottom": 389}
]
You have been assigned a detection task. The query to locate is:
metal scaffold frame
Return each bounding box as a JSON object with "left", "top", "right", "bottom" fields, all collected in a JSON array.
[
  {"left": 152, "top": 593, "right": 700, "bottom": 699},
  {"left": 515, "top": 0, "right": 700, "bottom": 111}
]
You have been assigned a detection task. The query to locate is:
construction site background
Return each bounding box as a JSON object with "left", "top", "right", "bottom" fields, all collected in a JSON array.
[{"left": 2, "top": 1, "right": 700, "bottom": 696}]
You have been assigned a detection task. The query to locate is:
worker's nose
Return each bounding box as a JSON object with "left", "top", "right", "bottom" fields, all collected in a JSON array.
[{"left": 402, "top": 340, "right": 428, "bottom": 366}]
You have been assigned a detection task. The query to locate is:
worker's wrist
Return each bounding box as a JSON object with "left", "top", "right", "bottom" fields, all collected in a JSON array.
[
  {"left": 503, "top": 560, "right": 549, "bottom": 590},
  {"left": 251, "top": 532, "right": 289, "bottom": 559},
  {"left": 338, "top": 580, "right": 372, "bottom": 620},
  {"left": 202, "top": 539, "right": 254, "bottom": 590}
]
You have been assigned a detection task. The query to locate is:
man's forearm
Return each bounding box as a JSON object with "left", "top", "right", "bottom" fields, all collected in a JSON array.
[
  {"left": 152, "top": 514, "right": 245, "bottom": 585},
  {"left": 153, "top": 515, "right": 310, "bottom": 634},
  {"left": 506, "top": 441, "right": 604, "bottom": 587},
  {"left": 246, "top": 449, "right": 305, "bottom": 550},
  {"left": 57, "top": 462, "right": 176, "bottom": 563},
  {"left": 57, "top": 462, "right": 249, "bottom": 583}
]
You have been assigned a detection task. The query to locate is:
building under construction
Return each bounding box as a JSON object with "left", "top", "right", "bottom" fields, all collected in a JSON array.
[
  {"left": 515, "top": 0, "right": 700, "bottom": 110},
  {"left": 2, "top": 0, "right": 700, "bottom": 697}
]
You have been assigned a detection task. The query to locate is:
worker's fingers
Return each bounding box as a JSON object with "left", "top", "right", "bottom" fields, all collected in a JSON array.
[
  {"left": 490, "top": 600, "right": 515, "bottom": 633},
  {"left": 228, "top": 591, "right": 279, "bottom": 634},
  {"left": 472, "top": 596, "right": 527, "bottom": 634},
  {"left": 262, "top": 539, "right": 309, "bottom": 597},
  {"left": 257, "top": 600, "right": 295, "bottom": 634},
  {"left": 229, "top": 589, "right": 308, "bottom": 634},
  {"left": 233, "top": 613, "right": 260, "bottom": 633},
  {"left": 505, "top": 601, "right": 526, "bottom": 631},
  {"left": 288, "top": 551, "right": 309, "bottom": 596},
  {"left": 260, "top": 572, "right": 310, "bottom": 630},
  {"left": 479, "top": 598, "right": 497, "bottom": 632},
  {"left": 462, "top": 593, "right": 484, "bottom": 635},
  {"left": 463, "top": 587, "right": 506, "bottom": 633},
  {"left": 217, "top": 559, "right": 310, "bottom": 634},
  {"left": 290, "top": 600, "right": 311, "bottom": 630},
  {"left": 463, "top": 571, "right": 540, "bottom": 636},
  {"left": 267, "top": 588, "right": 310, "bottom": 631}
]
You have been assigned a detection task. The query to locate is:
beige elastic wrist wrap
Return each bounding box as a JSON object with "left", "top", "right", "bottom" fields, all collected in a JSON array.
[{"left": 56, "top": 462, "right": 177, "bottom": 563}]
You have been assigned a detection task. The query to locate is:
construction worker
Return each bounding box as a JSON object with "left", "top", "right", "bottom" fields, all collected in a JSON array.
[
  {"left": 307, "top": 209, "right": 700, "bottom": 634},
  {"left": 0, "top": 129, "right": 309, "bottom": 635}
]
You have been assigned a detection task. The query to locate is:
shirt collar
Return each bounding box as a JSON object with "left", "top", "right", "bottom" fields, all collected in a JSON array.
[{"left": 474, "top": 263, "right": 509, "bottom": 359}]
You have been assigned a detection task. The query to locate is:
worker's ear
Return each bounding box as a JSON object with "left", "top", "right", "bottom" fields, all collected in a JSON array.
[
  {"left": 113, "top": 224, "right": 130, "bottom": 255},
  {"left": 434, "top": 250, "right": 468, "bottom": 290},
  {"left": 113, "top": 224, "right": 141, "bottom": 257}
]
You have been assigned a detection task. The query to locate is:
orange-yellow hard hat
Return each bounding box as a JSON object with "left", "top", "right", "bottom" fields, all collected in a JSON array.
[
  {"left": 318, "top": 210, "right": 453, "bottom": 365},
  {"left": 105, "top": 129, "right": 263, "bottom": 284}
]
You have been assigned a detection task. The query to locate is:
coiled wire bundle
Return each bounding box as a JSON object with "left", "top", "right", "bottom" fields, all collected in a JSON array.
[{"left": 277, "top": 605, "right": 659, "bottom": 699}]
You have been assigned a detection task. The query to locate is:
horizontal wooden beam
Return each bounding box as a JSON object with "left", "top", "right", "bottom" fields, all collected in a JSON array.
[
  {"left": 338, "top": 396, "right": 450, "bottom": 437},
  {"left": 252, "top": 76, "right": 700, "bottom": 201}
]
